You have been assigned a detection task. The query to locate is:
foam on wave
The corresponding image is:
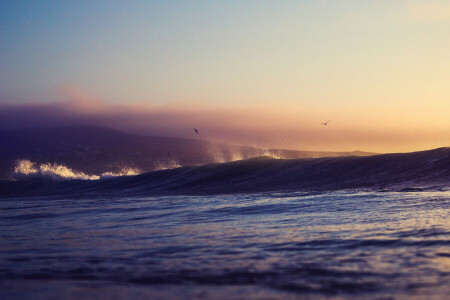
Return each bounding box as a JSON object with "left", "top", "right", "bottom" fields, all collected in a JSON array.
[
  {"left": 154, "top": 160, "right": 182, "bottom": 170},
  {"left": 2, "top": 148, "right": 449, "bottom": 197},
  {"left": 262, "top": 151, "right": 282, "bottom": 159},
  {"left": 13, "top": 160, "right": 141, "bottom": 181}
]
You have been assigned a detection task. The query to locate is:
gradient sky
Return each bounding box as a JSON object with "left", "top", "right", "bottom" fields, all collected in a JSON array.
[{"left": 1, "top": 0, "right": 449, "bottom": 152}]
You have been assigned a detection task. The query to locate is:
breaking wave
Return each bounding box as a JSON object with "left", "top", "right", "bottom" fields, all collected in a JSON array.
[
  {"left": 2, "top": 147, "right": 448, "bottom": 198},
  {"left": 154, "top": 160, "right": 182, "bottom": 170},
  {"left": 13, "top": 160, "right": 140, "bottom": 181},
  {"left": 98, "top": 168, "right": 141, "bottom": 179},
  {"left": 262, "top": 151, "right": 282, "bottom": 159}
]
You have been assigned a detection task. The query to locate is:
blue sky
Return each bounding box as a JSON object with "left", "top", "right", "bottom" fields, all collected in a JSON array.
[
  {"left": 3, "top": 0, "right": 446, "bottom": 104},
  {"left": 0, "top": 1, "right": 449, "bottom": 151}
]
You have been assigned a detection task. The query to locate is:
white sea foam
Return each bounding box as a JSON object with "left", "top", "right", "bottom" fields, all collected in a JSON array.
[
  {"left": 13, "top": 160, "right": 141, "bottom": 181},
  {"left": 262, "top": 151, "right": 282, "bottom": 159},
  {"left": 99, "top": 168, "right": 141, "bottom": 179},
  {"left": 155, "top": 160, "right": 182, "bottom": 170}
]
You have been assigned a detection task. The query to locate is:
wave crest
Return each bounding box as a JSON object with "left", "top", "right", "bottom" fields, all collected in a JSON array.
[
  {"left": 13, "top": 160, "right": 141, "bottom": 181},
  {"left": 155, "top": 160, "right": 182, "bottom": 170},
  {"left": 262, "top": 151, "right": 282, "bottom": 159}
]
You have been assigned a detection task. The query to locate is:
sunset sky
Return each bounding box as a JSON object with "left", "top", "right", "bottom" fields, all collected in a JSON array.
[{"left": 1, "top": 0, "right": 449, "bottom": 152}]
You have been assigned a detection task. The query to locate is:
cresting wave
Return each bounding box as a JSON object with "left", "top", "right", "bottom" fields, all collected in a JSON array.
[
  {"left": 154, "top": 160, "right": 182, "bottom": 170},
  {"left": 1, "top": 147, "right": 449, "bottom": 197},
  {"left": 13, "top": 160, "right": 141, "bottom": 180}
]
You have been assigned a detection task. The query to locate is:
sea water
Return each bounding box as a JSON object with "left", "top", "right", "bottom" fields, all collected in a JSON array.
[{"left": 0, "top": 190, "right": 449, "bottom": 299}]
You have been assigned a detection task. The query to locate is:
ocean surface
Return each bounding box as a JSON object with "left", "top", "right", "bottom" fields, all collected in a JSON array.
[{"left": 0, "top": 190, "right": 449, "bottom": 299}]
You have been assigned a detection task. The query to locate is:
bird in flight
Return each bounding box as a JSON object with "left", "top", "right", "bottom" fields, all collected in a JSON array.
[
  {"left": 194, "top": 128, "right": 199, "bottom": 134},
  {"left": 321, "top": 120, "right": 330, "bottom": 125}
]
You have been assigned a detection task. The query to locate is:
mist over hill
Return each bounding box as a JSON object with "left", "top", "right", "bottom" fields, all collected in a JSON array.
[{"left": 0, "top": 126, "right": 375, "bottom": 180}]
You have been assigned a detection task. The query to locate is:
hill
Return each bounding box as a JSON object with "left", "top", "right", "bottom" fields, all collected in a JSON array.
[{"left": 0, "top": 125, "right": 375, "bottom": 180}]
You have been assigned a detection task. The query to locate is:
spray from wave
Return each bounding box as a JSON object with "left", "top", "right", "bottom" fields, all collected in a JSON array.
[
  {"left": 13, "top": 160, "right": 141, "bottom": 181},
  {"left": 206, "top": 145, "right": 285, "bottom": 163},
  {"left": 207, "top": 146, "right": 245, "bottom": 163},
  {"left": 262, "top": 151, "right": 282, "bottom": 159},
  {"left": 98, "top": 168, "right": 141, "bottom": 179},
  {"left": 12, "top": 151, "right": 281, "bottom": 181},
  {"left": 154, "top": 160, "right": 182, "bottom": 170}
]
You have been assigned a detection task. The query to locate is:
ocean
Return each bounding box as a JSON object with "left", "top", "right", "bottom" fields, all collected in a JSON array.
[{"left": 1, "top": 190, "right": 449, "bottom": 299}]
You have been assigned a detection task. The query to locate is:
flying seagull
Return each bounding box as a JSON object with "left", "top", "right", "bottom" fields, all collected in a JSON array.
[
  {"left": 194, "top": 128, "right": 199, "bottom": 134},
  {"left": 321, "top": 120, "right": 330, "bottom": 126}
]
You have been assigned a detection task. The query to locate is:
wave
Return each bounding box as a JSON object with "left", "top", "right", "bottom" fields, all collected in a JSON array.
[
  {"left": 13, "top": 159, "right": 140, "bottom": 181},
  {"left": 1, "top": 147, "right": 449, "bottom": 197},
  {"left": 0, "top": 125, "right": 377, "bottom": 180},
  {"left": 154, "top": 160, "right": 182, "bottom": 170}
]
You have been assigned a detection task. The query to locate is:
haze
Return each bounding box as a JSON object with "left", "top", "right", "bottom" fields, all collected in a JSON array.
[{"left": 1, "top": 0, "right": 449, "bottom": 152}]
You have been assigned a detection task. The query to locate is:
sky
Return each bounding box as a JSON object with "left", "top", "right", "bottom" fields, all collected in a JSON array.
[{"left": 0, "top": 0, "right": 449, "bottom": 152}]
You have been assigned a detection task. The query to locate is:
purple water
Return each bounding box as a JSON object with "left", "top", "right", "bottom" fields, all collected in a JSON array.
[{"left": 0, "top": 190, "right": 449, "bottom": 299}]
